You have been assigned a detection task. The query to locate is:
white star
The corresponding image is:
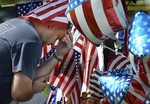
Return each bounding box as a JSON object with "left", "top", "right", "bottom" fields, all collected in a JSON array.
[
  {"left": 110, "top": 96, "right": 113, "bottom": 100},
  {"left": 110, "top": 88, "right": 113, "bottom": 92},
  {"left": 143, "top": 44, "right": 147, "bottom": 47},
  {"left": 128, "top": 37, "right": 132, "bottom": 41},
  {"left": 147, "top": 16, "right": 150, "bottom": 20},
  {"left": 131, "top": 48, "right": 134, "bottom": 52},
  {"left": 128, "top": 45, "right": 131, "bottom": 49},
  {"left": 117, "top": 97, "right": 120, "bottom": 101},
  {"left": 117, "top": 89, "right": 120, "bottom": 93},
  {"left": 106, "top": 91, "right": 109, "bottom": 96},
  {"left": 102, "top": 86, "right": 105, "bottom": 90},
  {"left": 74, "top": 1, "right": 78, "bottom": 6},
  {"left": 146, "top": 49, "right": 150, "bottom": 53},
  {"left": 139, "top": 46, "right": 143, "bottom": 51},
  {"left": 134, "top": 34, "right": 139, "bottom": 38},
  {"left": 147, "top": 38, "right": 150, "bottom": 42},
  {"left": 134, "top": 50, "right": 138, "bottom": 55},
  {"left": 132, "top": 21, "right": 136, "bottom": 26},
  {"left": 146, "top": 100, "right": 150, "bottom": 104},
  {"left": 139, "top": 16, "right": 143, "bottom": 21},
  {"left": 70, "top": 3, "right": 74, "bottom": 9},
  {"left": 143, "top": 21, "right": 148, "bottom": 26},
  {"left": 114, "top": 93, "right": 116, "bottom": 97},
  {"left": 80, "top": 0, "right": 84, "bottom": 2},
  {"left": 137, "top": 26, "right": 142, "bottom": 30},
  {"left": 120, "top": 93, "right": 123, "bottom": 97}
]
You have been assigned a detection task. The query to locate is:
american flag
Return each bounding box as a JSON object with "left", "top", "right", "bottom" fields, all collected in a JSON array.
[
  {"left": 47, "top": 35, "right": 84, "bottom": 101},
  {"left": 38, "top": 45, "right": 55, "bottom": 65},
  {"left": 106, "top": 54, "right": 132, "bottom": 72},
  {"left": 21, "top": 0, "right": 69, "bottom": 29},
  {"left": 82, "top": 40, "right": 103, "bottom": 88},
  {"left": 46, "top": 86, "right": 63, "bottom": 104},
  {"left": 16, "top": 1, "right": 43, "bottom": 17},
  {"left": 66, "top": 0, "right": 127, "bottom": 45},
  {"left": 88, "top": 68, "right": 105, "bottom": 100},
  {"left": 42, "top": 27, "right": 83, "bottom": 104},
  {"left": 128, "top": 11, "right": 150, "bottom": 58},
  {"left": 66, "top": 35, "right": 84, "bottom": 104}
]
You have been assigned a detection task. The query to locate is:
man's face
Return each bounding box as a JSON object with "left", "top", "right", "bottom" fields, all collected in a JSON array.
[{"left": 45, "top": 26, "right": 70, "bottom": 45}]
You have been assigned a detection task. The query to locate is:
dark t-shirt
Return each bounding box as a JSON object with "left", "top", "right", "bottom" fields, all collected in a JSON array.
[{"left": 0, "top": 18, "right": 42, "bottom": 104}]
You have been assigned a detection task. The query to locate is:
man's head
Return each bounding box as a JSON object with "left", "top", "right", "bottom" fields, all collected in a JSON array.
[{"left": 20, "top": 0, "right": 71, "bottom": 45}]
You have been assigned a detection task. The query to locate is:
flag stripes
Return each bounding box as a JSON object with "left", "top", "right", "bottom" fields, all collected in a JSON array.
[
  {"left": 88, "top": 68, "right": 104, "bottom": 99},
  {"left": 66, "top": 0, "right": 127, "bottom": 45},
  {"left": 107, "top": 54, "right": 131, "bottom": 71},
  {"left": 22, "top": 0, "right": 69, "bottom": 29}
]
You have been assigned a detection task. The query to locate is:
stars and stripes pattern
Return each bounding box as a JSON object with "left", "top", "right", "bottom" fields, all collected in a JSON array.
[
  {"left": 41, "top": 27, "right": 84, "bottom": 104},
  {"left": 67, "top": 35, "right": 84, "bottom": 104},
  {"left": 103, "top": 53, "right": 150, "bottom": 104},
  {"left": 66, "top": 0, "right": 127, "bottom": 45},
  {"left": 21, "top": 0, "right": 69, "bottom": 29},
  {"left": 88, "top": 68, "right": 105, "bottom": 99},
  {"left": 46, "top": 86, "right": 63, "bottom": 104},
  {"left": 16, "top": 1, "right": 43, "bottom": 17},
  {"left": 98, "top": 71, "right": 134, "bottom": 104},
  {"left": 128, "top": 11, "right": 150, "bottom": 58},
  {"left": 47, "top": 35, "right": 85, "bottom": 102},
  {"left": 38, "top": 45, "right": 55, "bottom": 65}
]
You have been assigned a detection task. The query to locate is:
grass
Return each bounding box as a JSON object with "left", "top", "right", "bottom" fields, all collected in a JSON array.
[{"left": 41, "top": 84, "right": 50, "bottom": 99}]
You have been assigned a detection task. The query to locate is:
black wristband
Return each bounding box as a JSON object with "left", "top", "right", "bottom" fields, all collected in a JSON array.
[{"left": 53, "top": 52, "right": 62, "bottom": 62}]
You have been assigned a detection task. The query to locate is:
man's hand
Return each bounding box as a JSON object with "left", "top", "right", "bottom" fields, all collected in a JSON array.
[
  {"left": 56, "top": 32, "right": 73, "bottom": 57},
  {"left": 32, "top": 75, "right": 48, "bottom": 93}
]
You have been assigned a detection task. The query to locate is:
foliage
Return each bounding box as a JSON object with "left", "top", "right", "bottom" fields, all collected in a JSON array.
[{"left": 0, "top": 0, "right": 42, "bottom": 5}]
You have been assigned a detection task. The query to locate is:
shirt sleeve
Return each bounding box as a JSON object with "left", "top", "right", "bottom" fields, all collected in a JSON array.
[{"left": 11, "top": 42, "right": 42, "bottom": 79}]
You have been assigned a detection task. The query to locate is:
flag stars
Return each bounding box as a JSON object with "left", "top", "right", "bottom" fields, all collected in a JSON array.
[
  {"left": 147, "top": 38, "right": 150, "bottom": 42},
  {"left": 79, "top": 0, "right": 84, "bottom": 2},
  {"left": 137, "top": 26, "right": 142, "bottom": 30},
  {"left": 139, "top": 16, "right": 143, "bottom": 21},
  {"left": 120, "top": 93, "right": 123, "bottom": 97},
  {"left": 70, "top": 4, "right": 74, "bottom": 9},
  {"left": 146, "top": 49, "right": 150, "bottom": 53},
  {"left": 106, "top": 91, "right": 109, "bottom": 96},
  {"left": 102, "top": 86, "right": 105, "bottom": 90},
  {"left": 147, "top": 16, "right": 150, "bottom": 20},
  {"left": 143, "top": 21, "right": 148, "bottom": 26},
  {"left": 74, "top": 1, "right": 78, "bottom": 6},
  {"left": 110, "top": 96, "right": 113, "bottom": 101},
  {"left": 132, "top": 21, "right": 136, "bottom": 26},
  {"left": 143, "top": 44, "right": 147, "bottom": 47}
]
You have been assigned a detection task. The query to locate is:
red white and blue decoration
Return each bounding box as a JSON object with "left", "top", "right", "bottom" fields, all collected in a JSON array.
[
  {"left": 66, "top": 0, "right": 127, "bottom": 45},
  {"left": 128, "top": 11, "right": 150, "bottom": 58},
  {"left": 98, "top": 69, "right": 133, "bottom": 104}
]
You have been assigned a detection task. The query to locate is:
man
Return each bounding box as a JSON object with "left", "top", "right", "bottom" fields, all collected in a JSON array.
[{"left": 0, "top": 0, "right": 73, "bottom": 104}]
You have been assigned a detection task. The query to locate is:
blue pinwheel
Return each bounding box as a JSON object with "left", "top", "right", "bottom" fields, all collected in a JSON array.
[
  {"left": 128, "top": 11, "right": 150, "bottom": 58},
  {"left": 98, "top": 69, "right": 134, "bottom": 104}
]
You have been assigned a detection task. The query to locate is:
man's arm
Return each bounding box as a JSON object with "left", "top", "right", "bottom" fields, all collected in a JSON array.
[
  {"left": 11, "top": 71, "right": 33, "bottom": 101},
  {"left": 35, "top": 33, "right": 73, "bottom": 79},
  {"left": 11, "top": 71, "right": 47, "bottom": 101}
]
